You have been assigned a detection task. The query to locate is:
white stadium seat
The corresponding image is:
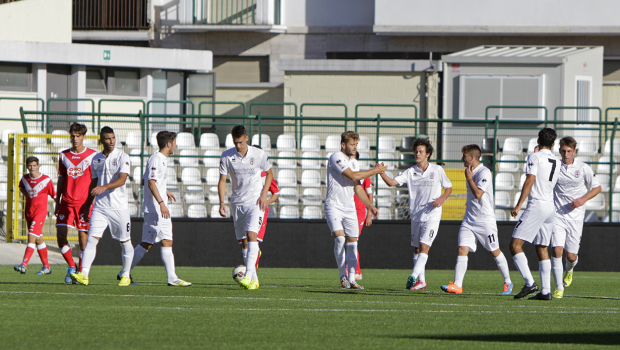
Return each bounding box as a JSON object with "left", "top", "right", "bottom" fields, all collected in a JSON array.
[
  {"left": 150, "top": 132, "right": 158, "bottom": 148},
  {"left": 205, "top": 168, "right": 220, "bottom": 186},
  {"left": 225, "top": 134, "right": 234, "bottom": 149},
  {"left": 301, "top": 152, "right": 320, "bottom": 170},
  {"left": 166, "top": 167, "right": 178, "bottom": 184},
  {"left": 277, "top": 169, "right": 297, "bottom": 187},
  {"left": 494, "top": 209, "right": 507, "bottom": 221},
  {"left": 51, "top": 130, "right": 69, "bottom": 148},
  {"left": 0, "top": 165, "right": 7, "bottom": 183},
  {"left": 576, "top": 138, "right": 597, "bottom": 156},
  {"left": 203, "top": 150, "right": 220, "bottom": 168},
  {"left": 2, "top": 129, "right": 16, "bottom": 144},
  {"left": 527, "top": 138, "right": 538, "bottom": 154},
  {"left": 179, "top": 149, "right": 199, "bottom": 168},
  {"left": 128, "top": 204, "right": 138, "bottom": 218},
  {"left": 187, "top": 204, "right": 207, "bottom": 218},
  {"left": 358, "top": 135, "right": 370, "bottom": 153},
  {"left": 519, "top": 174, "right": 526, "bottom": 190},
  {"left": 27, "top": 130, "right": 46, "bottom": 147},
  {"left": 597, "top": 156, "right": 617, "bottom": 175},
  {"left": 33, "top": 147, "right": 54, "bottom": 165},
  {"left": 612, "top": 193, "right": 620, "bottom": 211},
  {"left": 251, "top": 134, "right": 271, "bottom": 151},
  {"left": 208, "top": 186, "right": 228, "bottom": 204},
  {"left": 39, "top": 165, "right": 57, "bottom": 183},
  {"left": 502, "top": 137, "right": 523, "bottom": 155},
  {"left": 125, "top": 131, "right": 142, "bottom": 149},
  {"left": 277, "top": 151, "right": 297, "bottom": 169},
  {"left": 514, "top": 192, "right": 528, "bottom": 209},
  {"left": 378, "top": 153, "right": 395, "bottom": 170},
  {"left": 585, "top": 194, "right": 605, "bottom": 211},
  {"left": 200, "top": 133, "right": 220, "bottom": 151},
  {"left": 279, "top": 206, "right": 299, "bottom": 219},
  {"left": 325, "top": 153, "right": 333, "bottom": 167},
  {"left": 181, "top": 168, "right": 202, "bottom": 186},
  {"left": 325, "top": 135, "right": 341, "bottom": 153},
  {"left": 301, "top": 135, "right": 320, "bottom": 152},
  {"left": 597, "top": 174, "right": 610, "bottom": 192},
  {"left": 301, "top": 170, "right": 321, "bottom": 188},
  {"left": 278, "top": 187, "right": 299, "bottom": 205},
  {"left": 276, "top": 134, "right": 296, "bottom": 151},
  {"left": 211, "top": 205, "right": 230, "bottom": 218},
  {"left": 552, "top": 142, "right": 560, "bottom": 156},
  {"left": 301, "top": 188, "right": 322, "bottom": 206},
  {"left": 604, "top": 139, "right": 620, "bottom": 155},
  {"left": 498, "top": 155, "right": 519, "bottom": 173},
  {"left": 495, "top": 191, "right": 511, "bottom": 209},
  {"left": 603, "top": 211, "right": 620, "bottom": 223},
  {"left": 184, "top": 186, "right": 205, "bottom": 204},
  {"left": 0, "top": 183, "right": 6, "bottom": 201},
  {"left": 302, "top": 206, "right": 322, "bottom": 219},
  {"left": 377, "top": 208, "right": 392, "bottom": 220},
  {"left": 378, "top": 136, "right": 395, "bottom": 153},
  {"left": 357, "top": 152, "right": 370, "bottom": 170},
  {"left": 169, "top": 203, "right": 185, "bottom": 218},
  {"left": 176, "top": 132, "right": 196, "bottom": 150},
  {"left": 378, "top": 171, "right": 393, "bottom": 188},
  {"left": 375, "top": 189, "right": 392, "bottom": 207},
  {"left": 495, "top": 173, "right": 514, "bottom": 191},
  {"left": 129, "top": 149, "right": 142, "bottom": 167}
]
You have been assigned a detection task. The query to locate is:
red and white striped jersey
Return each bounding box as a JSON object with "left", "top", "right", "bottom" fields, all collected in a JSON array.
[
  {"left": 19, "top": 173, "right": 56, "bottom": 218},
  {"left": 58, "top": 148, "right": 97, "bottom": 206}
]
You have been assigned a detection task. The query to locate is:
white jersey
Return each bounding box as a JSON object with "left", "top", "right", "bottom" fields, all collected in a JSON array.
[
  {"left": 554, "top": 159, "right": 600, "bottom": 221},
  {"left": 219, "top": 146, "right": 271, "bottom": 205},
  {"left": 325, "top": 151, "right": 359, "bottom": 211},
  {"left": 394, "top": 163, "right": 452, "bottom": 222},
  {"left": 525, "top": 149, "right": 560, "bottom": 202},
  {"left": 463, "top": 164, "right": 495, "bottom": 223},
  {"left": 91, "top": 148, "right": 130, "bottom": 210},
  {"left": 142, "top": 152, "right": 168, "bottom": 214}
]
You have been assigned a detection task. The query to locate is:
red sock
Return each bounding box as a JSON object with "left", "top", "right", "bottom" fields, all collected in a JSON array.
[
  {"left": 37, "top": 245, "right": 50, "bottom": 269},
  {"left": 356, "top": 251, "right": 361, "bottom": 275},
  {"left": 61, "top": 245, "right": 76, "bottom": 268},
  {"left": 22, "top": 244, "right": 35, "bottom": 267}
]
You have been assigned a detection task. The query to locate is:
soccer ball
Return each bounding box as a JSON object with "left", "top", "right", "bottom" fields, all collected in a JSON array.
[{"left": 232, "top": 265, "right": 246, "bottom": 282}]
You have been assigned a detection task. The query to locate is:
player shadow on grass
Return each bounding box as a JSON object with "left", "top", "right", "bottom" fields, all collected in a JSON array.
[{"left": 398, "top": 332, "right": 620, "bottom": 345}]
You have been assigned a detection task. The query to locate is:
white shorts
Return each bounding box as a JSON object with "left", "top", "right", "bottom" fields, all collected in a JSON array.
[
  {"left": 325, "top": 206, "right": 359, "bottom": 238},
  {"left": 232, "top": 203, "right": 266, "bottom": 241},
  {"left": 411, "top": 220, "right": 440, "bottom": 248},
  {"left": 142, "top": 212, "right": 173, "bottom": 244},
  {"left": 551, "top": 215, "right": 583, "bottom": 255},
  {"left": 512, "top": 200, "right": 555, "bottom": 246},
  {"left": 88, "top": 209, "right": 132, "bottom": 241},
  {"left": 459, "top": 221, "right": 499, "bottom": 253}
]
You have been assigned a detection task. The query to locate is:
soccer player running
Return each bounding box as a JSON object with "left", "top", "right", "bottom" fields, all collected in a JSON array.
[
  {"left": 129, "top": 131, "right": 191, "bottom": 286},
  {"left": 55, "top": 122, "right": 98, "bottom": 284},
  {"left": 441, "top": 144, "right": 513, "bottom": 295},
  {"left": 510, "top": 128, "right": 560, "bottom": 300},
  {"left": 326, "top": 131, "right": 385, "bottom": 290},
  {"left": 238, "top": 145, "right": 280, "bottom": 269},
  {"left": 352, "top": 151, "right": 373, "bottom": 280},
  {"left": 71, "top": 127, "right": 134, "bottom": 286},
  {"left": 14, "top": 156, "right": 56, "bottom": 275},
  {"left": 219, "top": 126, "right": 273, "bottom": 290},
  {"left": 550, "top": 137, "right": 601, "bottom": 298},
  {"left": 378, "top": 138, "right": 452, "bottom": 291}
]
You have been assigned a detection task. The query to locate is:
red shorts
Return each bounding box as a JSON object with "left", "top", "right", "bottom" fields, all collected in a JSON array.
[
  {"left": 26, "top": 215, "right": 47, "bottom": 237},
  {"left": 56, "top": 203, "right": 93, "bottom": 232},
  {"left": 239, "top": 207, "right": 269, "bottom": 243},
  {"left": 357, "top": 209, "right": 366, "bottom": 237}
]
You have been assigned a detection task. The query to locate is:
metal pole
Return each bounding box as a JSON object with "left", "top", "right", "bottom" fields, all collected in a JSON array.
[{"left": 609, "top": 118, "right": 618, "bottom": 220}]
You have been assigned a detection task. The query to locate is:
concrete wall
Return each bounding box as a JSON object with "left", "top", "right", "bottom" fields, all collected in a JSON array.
[
  {"left": 0, "top": 0, "right": 72, "bottom": 44},
  {"left": 0, "top": 92, "right": 40, "bottom": 133},
  {"left": 283, "top": 0, "right": 374, "bottom": 28},
  {"left": 375, "top": 0, "right": 620, "bottom": 34},
  {"left": 214, "top": 87, "right": 284, "bottom": 116}
]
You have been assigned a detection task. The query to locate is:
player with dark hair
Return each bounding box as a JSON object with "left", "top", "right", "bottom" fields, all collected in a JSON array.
[
  {"left": 14, "top": 156, "right": 56, "bottom": 275},
  {"left": 550, "top": 136, "right": 601, "bottom": 298},
  {"left": 70, "top": 127, "right": 134, "bottom": 286},
  {"left": 511, "top": 128, "right": 560, "bottom": 300},
  {"left": 55, "top": 122, "right": 97, "bottom": 283},
  {"left": 441, "top": 144, "right": 512, "bottom": 294},
  {"left": 128, "top": 131, "right": 191, "bottom": 286},
  {"left": 326, "top": 131, "right": 385, "bottom": 290},
  {"left": 379, "top": 138, "right": 452, "bottom": 291},
  {"left": 352, "top": 151, "right": 373, "bottom": 280},
  {"left": 219, "top": 125, "right": 274, "bottom": 289}
]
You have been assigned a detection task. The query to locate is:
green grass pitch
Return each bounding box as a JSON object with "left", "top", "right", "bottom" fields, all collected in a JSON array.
[{"left": 1, "top": 265, "right": 619, "bottom": 349}]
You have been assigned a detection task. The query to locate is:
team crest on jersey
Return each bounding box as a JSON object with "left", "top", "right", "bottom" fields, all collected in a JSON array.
[
  {"left": 575, "top": 170, "right": 580, "bottom": 178},
  {"left": 429, "top": 172, "right": 435, "bottom": 179},
  {"left": 336, "top": 159, "right": 345, "bottom": 169},
  {"left": 59, "top": 214, "right": 65, "bottom": 220},
  {"left": 67, "top": 167, "right": 84, "bottom": 178},
  {"left": 28, "top": 190, "right": 37, "bottom": 198},
  {"left": 250, "top": 157, "right": 255, "bottom": 165},
  {"left": 113, "top": 159, "right": 117, "bottom": 167}
]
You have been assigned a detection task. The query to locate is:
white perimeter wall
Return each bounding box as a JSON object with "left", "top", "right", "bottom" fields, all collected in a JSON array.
[{"left": 0, "top": 0, "right": 72, "bottom": 43}]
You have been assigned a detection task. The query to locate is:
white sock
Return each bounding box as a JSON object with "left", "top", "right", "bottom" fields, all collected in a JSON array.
[
  {"left": 60, "top": 245, "right": 71, "bottom": 254},
  {"left": 242, "top": 248, "right": 248, "bottom": 266},
  {"left": 37, "top": 243, "right": 46, "bottom": 250},
  {"left": 494, "top": 252, "right": 512, "bottom": 284},
  {"left": 119, "top": 241, "right": 134, "bottom": 278},
  {"left": 245, "top": 242, "right": 259, "bottom": 281},
  {"left": 551, "top": 257, "right": 564, "bottom": 290},
  {"left": 161, "top": 247, "right": 178, "bottom": 283},
  {"left": 345, "top": 242, "right": 358, "bottom": 283},
  {"left": 566, "top": 256, "right": 578, "bottom": 272},
  {"left": 334, "top": 236, "right": 346, "bottom": 277},
  {"left": 411, "top": 253, "right": 428, "bottom": 281},
  {"left": 79, "top": 250, "right": 84, "bottom": 260},
  {"left": 453, "top": 256, "right": 468, "bottom": 287},
  {"left": 131, "top": 245, "right": 148, "bottom": 269},
  {"left": 513, "top": 252, "right": 535, "bottom": 287},
  {"left": 80, "top": 236, "right": 99, "bottom": 277},
  {"left": 539, "top": 259, "right": 552, "bottom": 295},
  {"left": 412, "top": 253, "right": 419, "bottom": 275}
]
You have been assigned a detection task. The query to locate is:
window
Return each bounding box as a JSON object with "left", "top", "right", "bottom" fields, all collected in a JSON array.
[
  {"left": 113, "top": 70, "right": 140, "bottom": 95},
  {"left": 86, "top": 69, "right": 107, "bottom": 93},
  {"left": 0, "top": 63, "right": 32, "bottom": 91},
  {"left": 458, "top": 75, "right": 545, "bottom": 121}
]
